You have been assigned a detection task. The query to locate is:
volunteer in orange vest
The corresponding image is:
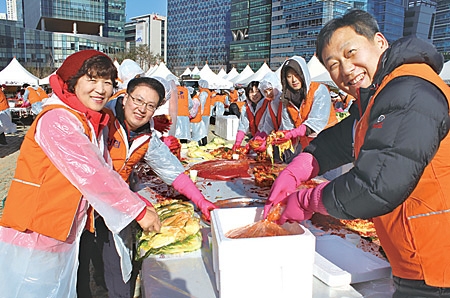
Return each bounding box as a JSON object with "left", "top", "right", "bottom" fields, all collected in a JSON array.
[
  {"left": 81, "top": 77, "right": 216, "bottom": 297},
  {"left": 198, "top": 79, "right": 213, "bottom": 137},
  {"left": 271, "top": 56, "right": 337, "bottom": 160},
  {"left": 23, "top": 85, "right": 48, "bottom": 115},
  {"left": 0, "top": 50, "right": 160, "bottom": 297},
  {"left": 213, "top": 89, "right": 228, "bottom": 117},
  {"left": 0, "top": 84, "right": 17, "bottom": 145},
  {"left": 265, "top": 10, "right": 450, "bottom": 297},
  {"left": 175, "top": 82, "right": 192, "bottom": 142},
  {"left": 228, "top": 87, "right": 246, "bottom": 118},
  {"left": 189, "top": 88, "right": 207, "bottom": 146},
  {"left": 232, "top": 81, "right": 271, "bottom": 152}
]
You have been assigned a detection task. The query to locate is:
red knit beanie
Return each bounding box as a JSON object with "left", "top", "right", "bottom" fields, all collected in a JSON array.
[{"left": 56, "top": 50, "right": 110, "bottom": 82}]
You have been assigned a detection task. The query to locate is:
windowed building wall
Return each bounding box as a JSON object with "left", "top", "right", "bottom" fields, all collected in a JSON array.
[
  {"left": 433, "top": 0, "right": 450, "bottom": 60},
  {"left": 270, "top": 0, "right": 357, "bottom": 70},
  {"left": 167, "top": 0, "right": 232, "bottom": 76}
]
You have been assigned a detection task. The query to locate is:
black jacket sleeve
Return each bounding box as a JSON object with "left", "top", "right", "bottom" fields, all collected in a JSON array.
[{"left": 318, "top": 76, "right": 449, "bottom": 219}]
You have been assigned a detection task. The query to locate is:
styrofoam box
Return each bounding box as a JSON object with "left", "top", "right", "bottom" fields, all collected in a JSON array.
[
  {"left": 211, "top": 207, "right": 315, "bottom": 298},
  {"left": 215, "top": 115, "right": 239, "bottom": 141}
]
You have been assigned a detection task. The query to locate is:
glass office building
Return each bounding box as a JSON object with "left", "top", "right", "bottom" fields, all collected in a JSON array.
[
  {"left": 433, "top": 0, "right": 450, "bottom": 60},
  {"left": 270, "top": 0, "right": 358, "bottom": 69},
  {"left": 166, "top": 0, "right": 232, "bottom": 75},
  {"left": 0, "top": 0, "right": 126, "bottom": 72},
  {"left": 368, "top": 0, "right": 405, "bottom": 42},
  {"left": 229, "top": 0, "right": 272, "bottom": 72}
]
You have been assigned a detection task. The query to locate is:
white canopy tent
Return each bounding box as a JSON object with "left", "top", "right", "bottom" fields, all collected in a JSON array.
[
  {"left": 181, "top": 67, "right": 192, "bottom": 77},
  {"left": 217, "top": 68, "right": 227, "bottom": 78},
  {"left": 439, "top": 60, "right": 450, "bottom": 84},
  {"left": 223, "top": 67, "right": 239, "bottom": 81},
  {"left": 146, "top": 62, "right": 177, "bottom": 81},
  {"left": 0, "top": 57, "right": 39, "bottom": 86},
  {"left": 307, "top": 55, "right": 328, "bottom": 79},
  {"left": 307, "top": 55, "right": 336, "bottom": 88},
  {"left": 191, "top": 66, "right": 200, "bottom": 76},
  {"left": 230, "top": 65, "right": 254, "bottom": 85},
  {"left": 198, "top": 63, "right": 233, "bottom": 89},
  {"left": 39, "top": 71, "right": 56, "bottom": 85},
  {"left": 310, "top": 71, "right": 337, "bottom": 88},
  {"left": 238, "top": 62, "right": 273, "bottom": 86}
]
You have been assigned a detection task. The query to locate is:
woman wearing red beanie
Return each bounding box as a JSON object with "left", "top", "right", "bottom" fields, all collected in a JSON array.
[{"left": 0, "top": 50, "right": 161, "bottom": 297}]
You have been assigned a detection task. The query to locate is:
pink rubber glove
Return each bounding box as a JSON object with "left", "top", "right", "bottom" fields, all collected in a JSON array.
[
  {"left": 232, "top": 130, "right": 245, "bottom": 151},
  {"left": 277, "top": 181, "right": 329, "bottom": 225},
  {"left": 286, "top": 124, "right": 307, "bottom": 139},
  {"left": 252, "top": 131, "right": 268, "bottom": 152},
  {"left": 172, "top": 173, "right": 217, "bottom": 221},
  {"left": 263, "top": 152, "right": 320, "bottom": 218}
]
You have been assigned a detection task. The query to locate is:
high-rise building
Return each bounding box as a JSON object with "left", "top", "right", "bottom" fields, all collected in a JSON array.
[
  {"left": 433, "top": 0, "right": 450, "bottom": 60},
  {"left": 403, "top": 0, "right": 436, "bottom": 42},
  {"left": 368, "top": 0, "right": 405, "bottom": 42},
  {"left": 166, "top": 0, "right": 232, "bottom": 75},
  {"left": 6, "top": 0, "right": 19, "bottom": 21},
  {"left": 125, "top": 14, "right": 167, "bottom": 63},
  {"left": 0, "top": 0, "right": 126, "bottom": 72},
  {"left": 270, "top": 0, "right": 366, "bottom": 69},
  {"left": 229, "top": 0, "right": 272, "bottom": 72}
]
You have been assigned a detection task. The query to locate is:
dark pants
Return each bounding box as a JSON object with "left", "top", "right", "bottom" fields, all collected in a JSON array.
[
  {"left": 96, "top": 217, "right": 140, "bottom": 298},
  {"left": 77, "top": 230, "right": 105, "bottom": 298},
  {"left": 393, "top": 276, "right": 450, "bottom": 297}
]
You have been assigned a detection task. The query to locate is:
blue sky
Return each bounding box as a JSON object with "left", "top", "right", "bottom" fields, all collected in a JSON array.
[{"left": 0, "top": 1, "right": 168, "bottom": 21}]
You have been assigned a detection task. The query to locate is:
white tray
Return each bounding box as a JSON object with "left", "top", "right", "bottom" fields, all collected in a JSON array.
[{"left": 314, "top": 235, "right": 391, "bottom": 286}]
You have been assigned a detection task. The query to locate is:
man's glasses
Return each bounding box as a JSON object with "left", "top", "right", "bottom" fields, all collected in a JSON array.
[{"left": 128, "top": 93, "right": 157, "bottom": 112}]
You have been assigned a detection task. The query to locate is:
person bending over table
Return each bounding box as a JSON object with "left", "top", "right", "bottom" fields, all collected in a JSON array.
[
  {"left": 264, "top": 9, "right": 450, "bottom": 297},
  {"left": 78, "top": 76, "right": 217, "bottom": 298}
]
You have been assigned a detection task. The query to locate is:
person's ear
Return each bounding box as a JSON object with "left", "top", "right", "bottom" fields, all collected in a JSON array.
[{"left": 373, "top": 32, "right": 389, "bottom": 51}]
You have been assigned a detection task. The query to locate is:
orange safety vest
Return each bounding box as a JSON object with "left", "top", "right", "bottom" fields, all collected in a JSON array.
[
  {"left": 236, "top": 101, "right": 246, "bottom": 111},
  {"left": 354, "top": 64, "right": 450, "bottom": 286},
  {"left": 0, "top": 105, "right": 95, "bottom": 241},
  {"left": 109, "top": 89, "right": 127, "bottom": 102},
  {"left": 27, "top": 86, "right": 48, "bottom": 104},
  {"left": 286, "top": 82, "right": 338, "bottom": 148},
  {"left": 214, "top": 94, "right": 227, "bottom": 104},
  {"left": 199, "top": 87, "right": 212, "bottom": 117},
  {"left": 190, "top": 95, "right": 203, "bottom": 123},
  {"left": 268, "top": 100, "right": 283, "bottom": 131},
  {"left": 229, "top": 90, "right": 238, "bottom": 103},
  {"left": 246, "top": 99, "right": 269, "bottom": 136},
  {"left": 0, "top": 90, "right": 8, "bottom": 111},
  {"left": 104, "top": 109, "right": 150, "bottom": 183},
  {"left": 177, "top": 86, "right": 190, "bottom": 117}
]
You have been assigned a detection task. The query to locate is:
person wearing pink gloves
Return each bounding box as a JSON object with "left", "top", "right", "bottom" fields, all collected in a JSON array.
[
  {"left": 232, "top": 81, "right": 272, "bottom": 152},
  {"left": 266, "top": 9, "right": 450, "bottom": 297},
  {"left": 0, "top": 50, "right": 161, "bottom": 297},
  {"left": 271, "top": 56, "right": 338, "bottom": 163},
  {"left": 85, "top": 76, "right": 217, "bottom": 297}
]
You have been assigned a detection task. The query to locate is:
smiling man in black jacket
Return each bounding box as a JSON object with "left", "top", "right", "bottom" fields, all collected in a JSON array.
[{"left": 264, "top": 9, "right": 450, "bottom": 297}]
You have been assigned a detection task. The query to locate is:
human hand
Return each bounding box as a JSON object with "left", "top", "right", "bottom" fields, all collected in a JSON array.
[
  {"left": 263, "top": 153, "right": 320, "bottom": 218},
  {"left": 194, "top": 199, "right": 217, "bottom": 222},
  {"left": 271, "top": 130, "right": 291, "bottom": 145},
  {"left": 277, "top": 182, "right": 329, "bottom": 225},
  {"left": 137, "top": 207, "right": 161, "bottom": 233}
]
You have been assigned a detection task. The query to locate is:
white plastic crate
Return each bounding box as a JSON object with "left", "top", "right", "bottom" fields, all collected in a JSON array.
[
  {"left": 215, "top": 115, "right": 239, "bottom": 141},
  {"left": 211, "top": 207, "right": 315, "bottom": 298}
]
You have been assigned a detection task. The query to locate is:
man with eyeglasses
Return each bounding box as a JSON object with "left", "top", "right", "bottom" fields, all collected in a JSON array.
[{"left": 79, "top": 77, "right": 217, "bottom": 298}]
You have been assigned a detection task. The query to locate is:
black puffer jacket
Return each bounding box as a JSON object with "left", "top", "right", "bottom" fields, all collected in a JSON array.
[{"left": 305, "top": 37, "right": 450, "bottom": 219}]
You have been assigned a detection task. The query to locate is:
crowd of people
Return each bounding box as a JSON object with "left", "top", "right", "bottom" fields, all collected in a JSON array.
[{"left": 0, "top": 8, "right": 449, "bottom": 298}]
